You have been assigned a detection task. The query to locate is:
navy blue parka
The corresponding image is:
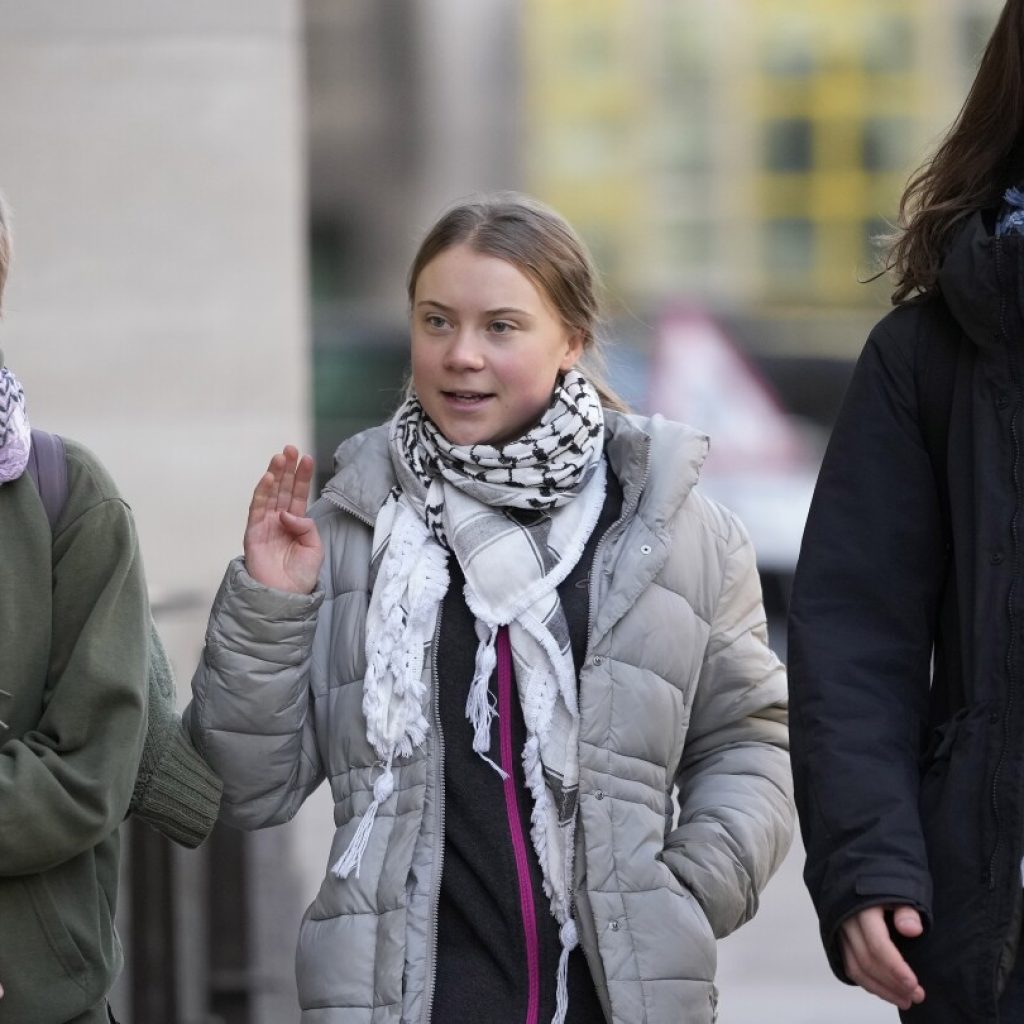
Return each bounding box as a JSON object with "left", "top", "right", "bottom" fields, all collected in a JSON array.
[{"left": 789, "top": 210, "right": 1024, "bottom": 1023}]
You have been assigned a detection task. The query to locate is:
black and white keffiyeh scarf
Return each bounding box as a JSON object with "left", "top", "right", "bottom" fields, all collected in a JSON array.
[
  {"left": 332, "top": 370, "right": 606, "bottom": 1024},
  {"left": 0, "top": 362, "right": 31, "bottom": 483}
]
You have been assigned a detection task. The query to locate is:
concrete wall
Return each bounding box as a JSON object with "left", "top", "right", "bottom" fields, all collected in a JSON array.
[{"left": 0, "top": 4, "right": 313, "bottom": 1020}]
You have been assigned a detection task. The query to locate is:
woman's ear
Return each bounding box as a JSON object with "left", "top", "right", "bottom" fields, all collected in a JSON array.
[{"left": 560, "top": 329, "right": 585, "bottom": 372}]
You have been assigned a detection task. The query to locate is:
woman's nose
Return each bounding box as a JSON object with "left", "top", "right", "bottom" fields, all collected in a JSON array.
[{"left": 443, "top": 330, "right": 485, "bottom": 370}]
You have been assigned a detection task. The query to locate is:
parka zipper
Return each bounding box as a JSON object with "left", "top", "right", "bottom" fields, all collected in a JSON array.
[
  {"left": 576, "top": 438, "right": 652, "bottom": 995},
  {"left": 988, "top": 239, "right": 1023, "bottom": 891},
  {"left": 497, "top": 626, "right": 541, "bottom": 1024},
  {"left": 322, "top": 490, "right": 375, "bottom": 530},
  {"left": 584, "top": 438, "right": 652, "bottom": 655}
]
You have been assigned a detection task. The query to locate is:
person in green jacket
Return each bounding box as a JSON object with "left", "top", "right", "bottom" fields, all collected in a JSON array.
[{"left": 0, "top": 194, "right": 221, "bottom": 1023}]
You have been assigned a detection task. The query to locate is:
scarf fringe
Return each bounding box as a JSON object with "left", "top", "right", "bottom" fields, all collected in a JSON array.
[
  {"left": 553, "top": 919, "right": 579, "bottom": 1024},
  {"left": 364, "top": 505, "right": 448, "bottom": 758},
  {"left": 465, "top": 622, "right": 509, "bottom": 779},
  {"left": 330, "top": 763, "right": 396, "bottom": 879}
]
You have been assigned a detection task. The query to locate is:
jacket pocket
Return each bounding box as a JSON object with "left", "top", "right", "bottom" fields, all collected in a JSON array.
[
  {"left": 649, "top": 855, "right": 717, "bottom": 976},
  {"left": 916, "top": 702, "right": 992, "bottom": 899},
  {"left": 919, "top": 705, "right": 970, "bottom": 772},
  {"left": 906, "top": 702, "right": 995, "bottom": 1009},
  {"left": 23, "top": 874, "right": 89, "bottom": 988},
  {"left": 680, "top": 884, "right": 716, "bottom": 947}
]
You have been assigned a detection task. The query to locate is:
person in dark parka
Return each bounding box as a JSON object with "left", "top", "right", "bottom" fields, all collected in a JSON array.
[{"left": 789, "top": 2, "right": 1024, "bottom": 1021}]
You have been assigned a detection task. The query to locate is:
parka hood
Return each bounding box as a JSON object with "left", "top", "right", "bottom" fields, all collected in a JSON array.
[{"left": 938, "top": 210, "right": 1024, "bottom": 356}]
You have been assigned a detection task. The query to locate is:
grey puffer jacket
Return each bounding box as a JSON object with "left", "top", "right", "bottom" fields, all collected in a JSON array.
[{"left": 186, "top": 411, "right": 793, "bottom": 1024}]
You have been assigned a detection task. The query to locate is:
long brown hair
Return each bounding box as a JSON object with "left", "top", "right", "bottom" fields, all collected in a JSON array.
[
  {"left": 886, "top": 0, "right": 1024, "bottom": 303},
  {"left": 407, "top": 193, "right": 629, "bottom": 411}
]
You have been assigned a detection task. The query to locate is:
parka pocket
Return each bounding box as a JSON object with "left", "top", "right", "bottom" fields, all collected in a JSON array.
[
  {"left": 917, "top": 703, "right": 992, "bottom": 885},
  {"left": 651, "top": 853, "right": 717, "bottom": 978},
  {"left": 919, "top": 705, "right": 971, "bottom": 772},
  {"left": 905, "top": 702, "right": 996, "bottom": 1009},
  {"left": 23, "top": 875, "right": 89, "bottom": 988}
]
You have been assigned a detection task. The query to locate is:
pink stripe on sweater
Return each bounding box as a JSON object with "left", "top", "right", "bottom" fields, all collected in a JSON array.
[{"left": 497, "top": 625, "right": 540, "bottom": 1024}]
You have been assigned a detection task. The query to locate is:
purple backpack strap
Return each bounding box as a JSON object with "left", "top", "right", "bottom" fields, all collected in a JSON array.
[{"left": 26, "top": 428, "right": 69, "bottom": 532}]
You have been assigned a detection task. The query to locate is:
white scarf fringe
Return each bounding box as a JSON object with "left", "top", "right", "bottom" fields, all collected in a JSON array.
[{"left": 332, "top": 505, "right": 449, "bottom": 879}]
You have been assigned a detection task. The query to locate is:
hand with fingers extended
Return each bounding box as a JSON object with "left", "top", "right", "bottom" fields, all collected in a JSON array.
[
  {"left": 839, "top": 904, "right": 925, "bottom": 1010},
  {"left": 244, "top": 446, "right": 323, "bottom": 595}
]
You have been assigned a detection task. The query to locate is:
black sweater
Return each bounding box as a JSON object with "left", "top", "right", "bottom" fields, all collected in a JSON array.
[{"left": 432, "top": 471, "right": 623, "bottom": 1023}]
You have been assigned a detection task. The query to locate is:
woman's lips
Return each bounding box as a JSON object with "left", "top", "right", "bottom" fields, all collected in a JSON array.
[{"left": 441, "top": 390, "right": 493, "bottom": 408}]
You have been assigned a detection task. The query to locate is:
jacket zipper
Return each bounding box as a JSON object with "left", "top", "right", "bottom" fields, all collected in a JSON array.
[
  {"left": 989, "top": 238, "right": 1022, "bottom": 890},
  {"left": 584, "top": 437, "right": 652, "bottom": 655},
  {"left": 990, "top": 395, "right": 1021, "bottom": 889},
  {"left": 422, "top": 608, "right": 446, "bottom": 1024},
  {"left": 576, "top": 439, "right": 652, "bottom": 999},
  {"left": 322, "top": 489, "right": 375, "bottom": 529},
  {"left": 497, "top": 625, "right": 541, "bottom": 1024}
]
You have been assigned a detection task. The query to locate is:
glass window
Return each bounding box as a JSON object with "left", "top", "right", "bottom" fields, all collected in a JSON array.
[
  {"left": 764, "top": 118, "right": 814, "bottom": 173},
  {"left": 764, "top": 218, "right": 815, "bottom": 277},
  {"left": 668, "top": 220, "right": 713, "bottom": 267},
  {"left": 762, "top": 14, "right": 816, "bottom": 76},
  {"left": 569, "top": 24, "right": 614, "bottom": 74},
  {"left": 863, "top": 15, "right": 914, "bottom": 73},
  {"left": 660, "top": 100, "right": 711, "bottom": 173},
  {"left": 862, "top": 117, "right": 912, "bottom": 173}
]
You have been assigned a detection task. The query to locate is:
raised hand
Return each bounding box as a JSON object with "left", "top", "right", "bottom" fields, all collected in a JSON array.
[
  {"left": 243, "top": 446, "right": 323, "bottom": 594},
  {"left": 840, "top": 904, "right": 925, "bottom": 1010}
]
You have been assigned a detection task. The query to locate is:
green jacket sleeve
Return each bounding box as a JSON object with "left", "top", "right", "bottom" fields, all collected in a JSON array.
[
  {"left": 130, "top": 621, "right": 222, "bottom": 848},
  {"left": 0, "top": 494, "right": 149, "bottom": 875}
]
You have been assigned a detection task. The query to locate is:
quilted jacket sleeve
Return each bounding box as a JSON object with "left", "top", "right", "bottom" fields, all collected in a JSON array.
[
  {"left": 184, "top": 557, "right": 325, "bottom": 830},
  {"left": 659, "top": 511, "right": 794, "bottom": 939}
]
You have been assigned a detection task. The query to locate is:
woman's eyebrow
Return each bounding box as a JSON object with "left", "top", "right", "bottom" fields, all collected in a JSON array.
[
  {"left": 483, "top": 306, "right": 533, "bottom": 319},
  {"left": 415, "top": 300, "right": 534, "bottom": 319}
]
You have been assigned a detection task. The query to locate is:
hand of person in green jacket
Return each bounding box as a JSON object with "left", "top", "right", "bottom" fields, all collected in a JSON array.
[
  {"left": 244, "top": 445, "right": 322, "bottom": 594},
  {"left": 839, "top": 904, "right": 925, "bottom": 1010}
]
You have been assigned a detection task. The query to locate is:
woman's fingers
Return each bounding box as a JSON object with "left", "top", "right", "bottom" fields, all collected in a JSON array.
[
  {"left": 243, "top": 447, "right": 322, "bottom": 594},
  {"left": 248, "top": 448, "right": 308, "bottom": 530},
  {"left": 276, "top": 445, "right": 299, "bottom": 510},
  {"left": 288, "top": 453, "right": 315, "bottom": 518},
  {"left": 892, "top": 906, "right": 924, "bottom": 938},
  {"left": 840, "top": 906, "right": 924, "bottom": 1010},
  {"left": 246, "top": 469, "right": 276, "bottom": 532}
]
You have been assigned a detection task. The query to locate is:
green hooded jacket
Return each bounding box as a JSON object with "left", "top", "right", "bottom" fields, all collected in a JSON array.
[{"left": 0, "top": 436, "right": 148, "bottom": 1024}]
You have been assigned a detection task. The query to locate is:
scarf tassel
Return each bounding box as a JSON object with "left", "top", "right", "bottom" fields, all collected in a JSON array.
[
  {"left": 466, "top": 624, "right": 509, "bottom": 780},
  {"left": 330, "top": 764, "right": 396, "bottom": 880},
  {"left": 553, "top": 919, "right": 578, "bottom": 1024}
]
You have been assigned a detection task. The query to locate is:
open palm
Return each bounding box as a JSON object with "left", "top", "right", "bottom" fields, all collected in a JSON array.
[{"left": 243, "top": 446, "right": 323, "bottom": 594}]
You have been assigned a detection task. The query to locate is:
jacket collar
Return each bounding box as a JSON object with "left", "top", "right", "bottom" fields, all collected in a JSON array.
[
  {"left": 939, "top": 210, "right": 1024, "bottom": 357},
  {"left": 320, "top": 410, "right": 710, "bottom": 528},
  {"left": 603, "top": 410, "right": 708, "bottom": 530}
]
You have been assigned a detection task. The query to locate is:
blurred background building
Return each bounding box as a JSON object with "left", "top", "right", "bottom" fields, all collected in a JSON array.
[{"left": 0, "top": 1, "right": 1004, "bottom": 1022}]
